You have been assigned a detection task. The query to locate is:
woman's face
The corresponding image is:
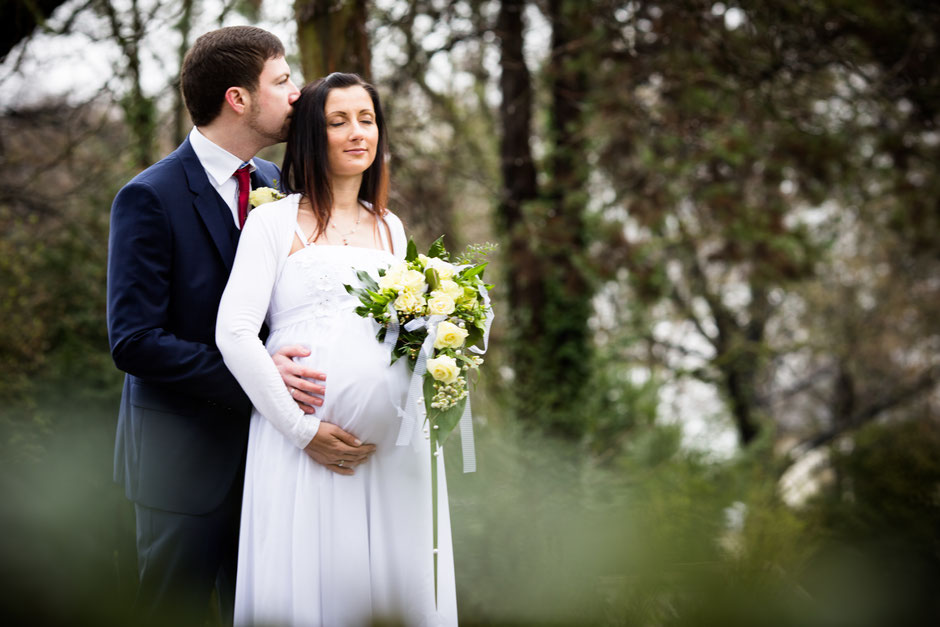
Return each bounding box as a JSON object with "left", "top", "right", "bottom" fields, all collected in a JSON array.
[{"left": 324, "top": 85, "right": 379, "bottom": 180}]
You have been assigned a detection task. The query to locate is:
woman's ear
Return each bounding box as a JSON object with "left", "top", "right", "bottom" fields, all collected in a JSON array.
[{"left": 223, "top": 86, "right": 250, "bottom": 115}]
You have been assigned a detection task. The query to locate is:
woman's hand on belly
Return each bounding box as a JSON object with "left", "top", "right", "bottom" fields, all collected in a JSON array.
[{"left": 303, "top": 421, "right": 376, "bottom": 475}]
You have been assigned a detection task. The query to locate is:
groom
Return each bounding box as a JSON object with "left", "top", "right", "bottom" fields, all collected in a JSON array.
[{"left": 107, "top": 26, "right": 374, "bottom": 624}]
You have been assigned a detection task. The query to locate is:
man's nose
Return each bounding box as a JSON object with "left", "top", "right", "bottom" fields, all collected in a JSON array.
[{"left": 288, "top": 80, "right": 301, "bottom": 104}]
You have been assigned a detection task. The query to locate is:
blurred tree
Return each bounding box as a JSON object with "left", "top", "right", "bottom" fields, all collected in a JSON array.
[
  {"left": 92, "top": 0, "right": 158, "bottom": 168},
  {"left": 295, "top": 0, "right": 371, "bottom": 79},
  {"left": 1, "top": 0, "right": 69, "bottom": 61},
  {"left": 585, "top": 0, "right": 939, "bottom": 453},
  {"left": 495, "top": 0, "right": 596, "bottom": 438},
  {"left": 0, "top": 101, "right": 128, "bottom": 402},
  {"left": 372, "top": 0, "right": 499, "bottom": 248}
]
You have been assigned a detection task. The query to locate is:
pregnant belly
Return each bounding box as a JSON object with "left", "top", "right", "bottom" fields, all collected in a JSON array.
[{"left": 298, "top": 331, "right": 411, "bottom": 446}]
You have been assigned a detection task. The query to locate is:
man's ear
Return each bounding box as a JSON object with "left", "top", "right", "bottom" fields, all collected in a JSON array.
[{"left": 224, "top": 86, "right": 250, "bottom": 115}]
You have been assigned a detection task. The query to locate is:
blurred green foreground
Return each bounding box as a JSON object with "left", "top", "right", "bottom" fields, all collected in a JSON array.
[{"left": 1, "top": 379, "right": 938, "bottom": 626}]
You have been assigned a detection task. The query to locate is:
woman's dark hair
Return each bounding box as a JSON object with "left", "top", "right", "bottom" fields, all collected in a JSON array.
[
  {"left": 281, "top": 73, "right": 390, "bottom": 241},
  {"left": 181, "top": 26, "right": 285, "bottom": 126}
]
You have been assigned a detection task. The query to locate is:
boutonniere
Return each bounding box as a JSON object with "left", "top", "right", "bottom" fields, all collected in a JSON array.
[{"left": 249, "top": 185, "right": 286, "bottom": 209}]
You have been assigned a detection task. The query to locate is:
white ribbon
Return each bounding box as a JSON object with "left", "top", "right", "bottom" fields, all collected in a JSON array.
[
  {"left": 382, "top": 304, "right": 400, "bottom": 353},
  {"left": 469, "top": 283, "right": 493, "bottom": 356},
  {"left": 395, "top": 315, "right": 444, "bottom": 446},
  {"left": 459, "top": 397, "right": 476, "bottom": 473}
]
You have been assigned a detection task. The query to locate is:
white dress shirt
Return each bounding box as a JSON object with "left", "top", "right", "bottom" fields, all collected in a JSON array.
[{"left": 188, "top": 127, "right": 257, "bottom": 228}]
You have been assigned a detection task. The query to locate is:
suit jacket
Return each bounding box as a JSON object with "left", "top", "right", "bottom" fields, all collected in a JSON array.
[{"left": 107, "top": 137, "right": 280, "bottom": 515}]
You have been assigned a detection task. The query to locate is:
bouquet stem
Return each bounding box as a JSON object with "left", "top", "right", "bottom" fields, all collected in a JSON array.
[{"left": 431, "top": 430, "right": 439, "bottom": 608}]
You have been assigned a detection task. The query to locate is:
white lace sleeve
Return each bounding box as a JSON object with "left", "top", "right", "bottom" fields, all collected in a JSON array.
[{"left": 216, "top": 200, "right": 320, "bottom": 449}]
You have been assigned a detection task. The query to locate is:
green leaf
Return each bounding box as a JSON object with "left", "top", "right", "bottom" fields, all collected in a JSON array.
[
  {"left": 406, "top": 238, "right": 418, "bottom": 262},
  {"left": 424, "top": 376, "right": 466, "bottom": 444},
  {"left": 355, "top": 269, "right": 379, "bottom": 292},
  {"left": 428, "top": 235, "right": 447, "bottom": 259},
  {"left": 465, "top": 324, "right": 483, "bottom": 348},
  {"left": 459, "top": 262, "right": 487, "bottom": 280}
]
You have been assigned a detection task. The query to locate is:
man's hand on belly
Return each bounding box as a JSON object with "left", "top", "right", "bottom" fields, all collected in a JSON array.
[{"left": 272, "top": 345, "right": 325, "bottom": 414}]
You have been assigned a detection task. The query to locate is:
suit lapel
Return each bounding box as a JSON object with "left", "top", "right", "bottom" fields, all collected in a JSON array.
[{"left": 178, "top": 139, "right": 238, "bottom": 272}]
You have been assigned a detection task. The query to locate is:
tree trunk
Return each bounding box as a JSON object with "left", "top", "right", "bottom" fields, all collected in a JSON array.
[
  {"left": 294, "top": 0, "right": 371, "bottom": 80},
  {"left": 495, "top": 0, "right": 594, "bottom": 438}
]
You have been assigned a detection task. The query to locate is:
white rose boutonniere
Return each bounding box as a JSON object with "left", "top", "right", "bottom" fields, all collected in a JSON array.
[{"left": 248, "top": 186, "right": 286, "bottom": 208}]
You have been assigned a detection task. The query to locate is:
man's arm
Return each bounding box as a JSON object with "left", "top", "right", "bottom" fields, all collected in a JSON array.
[{"left": 107, "top": 180, "right": 248, "bottom": 410}]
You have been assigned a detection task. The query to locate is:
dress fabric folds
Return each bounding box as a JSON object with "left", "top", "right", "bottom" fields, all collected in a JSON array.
[{"left": 216, "top": 195, "right": 457, "bottom": 627}]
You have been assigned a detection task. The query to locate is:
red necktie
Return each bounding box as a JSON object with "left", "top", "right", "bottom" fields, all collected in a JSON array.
[{"left": 234, "top": 164, "right": 251, "bottom": 229}]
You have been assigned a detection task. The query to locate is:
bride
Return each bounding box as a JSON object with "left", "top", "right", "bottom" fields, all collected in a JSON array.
[{"left": 216, "top": 72, "right": 457, "bottom": 626}]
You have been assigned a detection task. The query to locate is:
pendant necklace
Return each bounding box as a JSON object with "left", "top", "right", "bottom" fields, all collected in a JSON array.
[{"left": 328, "top": 203, "right": 362, "bottom": 246}]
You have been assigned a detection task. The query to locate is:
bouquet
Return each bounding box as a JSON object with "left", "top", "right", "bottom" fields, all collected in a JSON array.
[{"left": 345, "top": 236, "right": 493, "bottom": 603}]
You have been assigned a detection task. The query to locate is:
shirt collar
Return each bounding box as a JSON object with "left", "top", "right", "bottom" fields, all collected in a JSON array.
[{"left": 188, "top": 127, "right": 256, "bottom": 187}]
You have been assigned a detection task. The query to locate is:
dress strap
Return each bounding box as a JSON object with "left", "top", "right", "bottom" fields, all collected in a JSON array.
[{"left": 294, "top": 223, "right": 313, "bottom": 247}]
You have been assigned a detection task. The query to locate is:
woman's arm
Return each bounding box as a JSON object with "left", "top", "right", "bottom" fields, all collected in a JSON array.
[{"left": 216, "top": 207, "right": 321, "bottom": 449}]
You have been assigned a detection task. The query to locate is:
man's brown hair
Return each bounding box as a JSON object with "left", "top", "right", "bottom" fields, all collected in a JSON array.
[{"left": 180, "top": 26, "right": 285, "bottom": 127}]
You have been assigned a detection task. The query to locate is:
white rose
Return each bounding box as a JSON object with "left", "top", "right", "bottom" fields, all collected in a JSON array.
[
  {"left": 379, "top": 263, "right": 407, "bottom": 290},
  {"left": 434, "top": 320, "right": 469, "bottom": 350},
  {"left": 439, "top": 279, "right": 463, "bottom": 301},
  {"left": 427, "top": 355, "right": 459, "bottom": 384},
  {"left": 394, "top": 289, "right": 425, "bottom": 315},
  {"left": 400, "top": 269, "right": 428, "bottom": 293},
  {"left": 248, "top": 187, "right": 284, "bottom": 207},
  {"left": 426, "top": 256, "right": 456, "bottom": 280},
  {"left": 427, "top": 291, "right": 456, "bottom": 315}
]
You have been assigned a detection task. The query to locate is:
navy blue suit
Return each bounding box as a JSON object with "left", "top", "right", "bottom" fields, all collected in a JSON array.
[{"left": 107, "top": 137, "right": 279, "bottom": 622}]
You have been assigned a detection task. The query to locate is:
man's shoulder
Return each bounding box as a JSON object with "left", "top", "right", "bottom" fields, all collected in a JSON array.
[
  {"left": 120, "top": 143, "right": 192, "bottom": 196},
  {"left": 252, "top": 157, "right": 281, "bottom": 186}
]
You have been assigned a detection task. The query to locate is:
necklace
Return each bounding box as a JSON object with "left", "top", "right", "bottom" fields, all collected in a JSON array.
[{"left": 327, "top": 203, "right": 363, "bottom": 246}]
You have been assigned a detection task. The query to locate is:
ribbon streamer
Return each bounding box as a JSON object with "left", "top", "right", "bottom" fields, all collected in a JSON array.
[
  {"left": 459, "top": 397, "right": 476, "bottom": 473},
  {"left": 382, "top": 304, "right": 400, "bottom": 353},
  {"left": 469, "top": 283, "right": 493, "bottom": 356},
  {"left": 395, "top": 315, "right": 444, "bottom": 446}
]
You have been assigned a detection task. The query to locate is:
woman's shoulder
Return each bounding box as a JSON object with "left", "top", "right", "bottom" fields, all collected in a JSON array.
[
  {"left": 245, "top": 193, "right": 301, "bottom": 229},
  {"left": 381, "top": 208, "right": 405, "bottom": 232},
  {"left": 378, "top": 208, "right": 407, "bottom": 258}
]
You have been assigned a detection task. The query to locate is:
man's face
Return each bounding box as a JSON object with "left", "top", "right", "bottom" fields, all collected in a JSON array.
[{"left": 246, "top": 55, "right": 300, "bottom": 145}]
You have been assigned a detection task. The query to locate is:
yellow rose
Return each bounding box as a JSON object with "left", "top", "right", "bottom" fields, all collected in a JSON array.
[
  {"left": 427, "top": 291, "right": 456, "bottom": 315},
  {"left": 439, "top": 279, "right": 463, "bottom": 301},
  {"left": 248, "top": 187, "right": 285, "bottom": 207},
  {"left": 426, "top": 355, "right": 459, "bottom": 384},
  {"left": 434, "top": 320, "right": 469, "bottom": 349},
  {"left": 394, "top": 289, "right": 425, "bottom": 315},
  {"left": 378, "top": 263, "right": 407, "bottom": 290},
  {"left": 400, "top": 269, "right": 428, "bottom": 293}
]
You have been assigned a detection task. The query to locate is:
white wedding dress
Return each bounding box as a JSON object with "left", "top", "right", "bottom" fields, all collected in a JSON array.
[{"left": 216, "top": 194, "right": 457, "bottom": 627}]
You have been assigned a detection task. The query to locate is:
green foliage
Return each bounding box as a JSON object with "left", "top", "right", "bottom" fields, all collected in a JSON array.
[
  {"left": 797, "top": 417, "right": 940, "bottom": 626},
  {"left": 0, "top": 104, "right": 127, "bottom": 403}
]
